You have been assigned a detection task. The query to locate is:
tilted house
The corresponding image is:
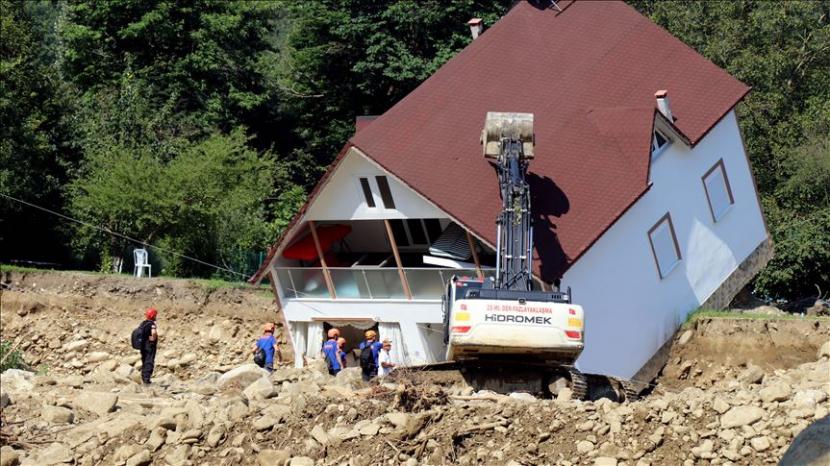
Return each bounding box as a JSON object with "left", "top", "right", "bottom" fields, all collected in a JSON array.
[{"left": 251, "top": 0, "right": 771, "bottom": 379}]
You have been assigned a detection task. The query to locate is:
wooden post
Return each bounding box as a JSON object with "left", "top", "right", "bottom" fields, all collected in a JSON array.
[
  {"left": 308, "top": 221, "right": 337, "bottom": 299},
  {"left": 268, "top": 268, "right": 292, "bottom": 365},
  {"left": 384, "top": 219, "right": 412, "bottom": 299},
  {"left": 465, "top": 230, "right": 484, "bottom": 280}
]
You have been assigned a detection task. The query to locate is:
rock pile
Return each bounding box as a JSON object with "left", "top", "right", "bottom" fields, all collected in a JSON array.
[{"left": 0, "top": 336, "right": 827, "bottom": 465}]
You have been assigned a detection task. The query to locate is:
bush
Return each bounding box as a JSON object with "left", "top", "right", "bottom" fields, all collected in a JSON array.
[{"left": 0, "top": 339, "right": 26, "bottom": 372}]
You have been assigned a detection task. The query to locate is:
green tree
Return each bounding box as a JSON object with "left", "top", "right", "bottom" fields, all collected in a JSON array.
[
  {"left": 70, "top": 128, "right": 277, "bottom": 278},
  {"left": 61, "top": 0, "right": 285, "bottom": 144},
  {"left": 0, "top": 0, "right": 79, "bottom": 264},
  {"left": 277, "top": 0, "right": 512, "bottom": 186}
]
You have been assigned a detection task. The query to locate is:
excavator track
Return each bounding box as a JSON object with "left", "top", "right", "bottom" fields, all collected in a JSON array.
[
  {"left": 568, "top": 368, "right": 588, "bottom": 401},
  {"left": 621, "top": 380, "right": 644, "bottom": 402},
  {"left": 401, "top": 361, "right": 643, "bottom": 403}
]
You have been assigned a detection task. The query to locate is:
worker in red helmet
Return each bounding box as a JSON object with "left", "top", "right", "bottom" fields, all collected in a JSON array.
[{"left": 137, "top": 307, "right": 159, "bottom": 385}]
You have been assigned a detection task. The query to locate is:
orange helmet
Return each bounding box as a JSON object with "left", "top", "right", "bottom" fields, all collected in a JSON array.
[{"left": 327, "top": 328, "right": 340, "bottom": 339}]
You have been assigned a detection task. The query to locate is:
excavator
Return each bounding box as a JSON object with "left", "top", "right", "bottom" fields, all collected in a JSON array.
[{"left": 427, "top": 113, "right": 641, "bottom": 401}]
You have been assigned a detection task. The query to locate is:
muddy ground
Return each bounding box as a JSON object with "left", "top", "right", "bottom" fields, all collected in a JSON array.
[{"left": 1, "top": 270, "right": 829, "bottom": 466}]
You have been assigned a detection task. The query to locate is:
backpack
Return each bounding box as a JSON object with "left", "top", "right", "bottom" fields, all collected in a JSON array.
[
  {"left": 359, "top": 344, "right": 375, "bottom": 371},
  {"left": 253, "top": 347, "right": 266, "bottom": 367},
  {"left": 130, "top": 321, "right": 149, "bottom": 350}
]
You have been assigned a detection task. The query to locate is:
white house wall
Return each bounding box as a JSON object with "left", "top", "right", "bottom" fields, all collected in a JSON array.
[
  {"left": 305, "top": 148, "right": 446, "bottom": 221},
  {"left": 562, "top": 110, "right": 767, "bottom": 379},
  {"left": 282, "top": 299, "right": 445, "bottom": 366}
]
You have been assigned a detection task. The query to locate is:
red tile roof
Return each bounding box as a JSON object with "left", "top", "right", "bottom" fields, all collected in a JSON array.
[{"left": 252, "top": 0, "right": 749, "bottom": 284}]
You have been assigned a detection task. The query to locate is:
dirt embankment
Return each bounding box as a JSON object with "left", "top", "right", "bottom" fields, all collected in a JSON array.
[
  {"left": 660, "top": 317, "right": 830, "bottom": 391},
  {"left": 0, "top": 270, "right": 828, "bottom": 466},
  {"left": 0, "top": 270, "right": 290, "bottom": 377}
]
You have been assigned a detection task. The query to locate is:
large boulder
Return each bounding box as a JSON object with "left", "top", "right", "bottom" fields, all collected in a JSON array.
[
  {"left": 31, "top": 442, "right": 73, "bottom": 465},
  {"left": 0, "top": 446, "right": 20, "bottom": 466},
  {"left": 0, "top": 369, "right": 35, "bottom": 392},
  {"left": 62, "top": 339, "right": 89, "bottom": 353},
  {"left": 720, "top": 406, "right": 765, "bottom": 428},
  {"left": 779, "top": 415, "right": 830, "bottom": 465},
  {"left": 257, "top": 449, "right": 290, "bottom": 466},
  {"left": 243, "top": 377, "right": 276, "bottom": 401},
  {"left": 41, "top": 405, "right": 74, "bottom": 425},
  {"left": 216, "top": 364, "right": 268, "bottom": 389},
  {"left": 74, "top": 392, "right": 118, "bottom": 416},
  {"left": 759, "top": 382, "right": 791, "bottom": 403}
]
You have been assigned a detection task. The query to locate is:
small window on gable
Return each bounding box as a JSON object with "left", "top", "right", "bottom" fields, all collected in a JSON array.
[
  {"left": 375, "top": 176, "right": 396, "bottom": 209},
  {"left": 358, "top": 177, "right": 375, "bottom": 208},
  {"left": 652, "top": 129, "right": 669, "bottom": 156},
  {"left": 702, "top": 159, "right": 735, "bottom": 222},
  {"left": 648, "top": 213, "right": 681, "bottom": 279}
]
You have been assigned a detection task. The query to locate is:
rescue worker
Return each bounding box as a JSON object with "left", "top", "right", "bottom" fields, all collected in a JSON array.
[
  {"left": 358, "top": 330, "right": 383, "bottom": 381},
  {"left": 322, "top": 328, "right": 342, "bottom": 375},
  {"left": 140, "top": 308, "right": 159, "bottom": 385},
  {"left": 337, "top": 337, "right": 348, "bottom": 368},
  {"left": 378, "top": 339, "right": 396, "bottom": 377},
  {"left": 252, "top": 322, "right": 280, "bottom": 372}
]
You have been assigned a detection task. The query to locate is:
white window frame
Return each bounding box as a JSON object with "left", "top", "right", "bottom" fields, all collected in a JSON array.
[
  {"left": 647, "top": 213, "right": 682, "bottom": 279},
  {"left": 702, "top": 159, "right": 735, "bottom": 223},
  {"left": 651, "top": 128, "right": 671, "bottom": 160}
]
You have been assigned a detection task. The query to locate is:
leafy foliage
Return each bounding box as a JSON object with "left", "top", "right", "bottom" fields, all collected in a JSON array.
[
  {"left": 0, "top": 339, "right": 26, "bottom": 372},
  {"left": 70, "top": 129, "right": 276, "bottom": 278},
  {"left": 0, "top": 0, "right": 79, "bottom": 263}
]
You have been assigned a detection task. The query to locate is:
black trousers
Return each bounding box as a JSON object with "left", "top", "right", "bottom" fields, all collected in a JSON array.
[
  {"left": 140, "top": 344, "right": 156, "bottom": 384},
  {"left": 361, "top": 366, "right": 377, "bottom": 382}
]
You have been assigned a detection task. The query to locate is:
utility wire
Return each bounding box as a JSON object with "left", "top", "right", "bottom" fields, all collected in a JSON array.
[{"left": 0, "top": 192, "right": 250, "bottom": 279}]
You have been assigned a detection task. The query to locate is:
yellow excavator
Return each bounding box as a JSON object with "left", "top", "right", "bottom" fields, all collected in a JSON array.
[{"left": 424, "top": 113, "right": 641, "bottom": 401}]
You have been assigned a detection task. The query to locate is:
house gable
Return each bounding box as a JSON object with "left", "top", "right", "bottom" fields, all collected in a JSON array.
[{"left": 305, "top": 148, "right": 447, "bottom": 221}]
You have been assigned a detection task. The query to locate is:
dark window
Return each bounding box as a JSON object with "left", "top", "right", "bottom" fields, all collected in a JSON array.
[
  {"left": 423, "top": 219, "right": 442, "bottom": 243},
  {"left": 359, "top": 177, "right": 375, "bottom": 207},
  {"left": 375, "top": 176, "right": 396, "bottom": 209},
  {"left": 389, "top": 219, "right": 409, "bottom": 246},
  {"left": 407, "top": 219, "right": 428, "bottom": 244}
]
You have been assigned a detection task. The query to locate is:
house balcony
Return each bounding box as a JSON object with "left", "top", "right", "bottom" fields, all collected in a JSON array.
[
  {"left": 269, "top": 217, "right": 498, "bottom": 303},
  {"left": 273, "top": 266, "right": 495, "bottom": 302}
]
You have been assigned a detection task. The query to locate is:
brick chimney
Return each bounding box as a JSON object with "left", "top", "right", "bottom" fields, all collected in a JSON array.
[
  {"left": 467, "top": 18, "right": 483, "bottom": 40},
  {"left": 655, "top": 90, "right": 673, "bottom": 121}
]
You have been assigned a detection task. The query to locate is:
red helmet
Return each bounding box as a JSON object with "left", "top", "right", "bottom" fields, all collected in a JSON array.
[{"left": 145, "top": 308, "right": 158, "bottom": 320}]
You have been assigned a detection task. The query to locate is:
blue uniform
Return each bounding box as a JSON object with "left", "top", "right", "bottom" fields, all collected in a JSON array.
[
  {"left": 359, "top": 340, "right": 383, "bottom": 380},
  {"left": 322, "top": 339, "right": 342, "bottom": 374},
  {"left": 256, "top": 335, "right": 277, "bottom": 369},
  {"left": 359, "top": 340, "right": 383, "bottom": 365}
]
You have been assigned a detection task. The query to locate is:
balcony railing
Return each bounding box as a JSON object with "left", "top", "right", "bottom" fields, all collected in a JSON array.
[{"left": 274, "top": 267, "right": 495, "bottom": 301}]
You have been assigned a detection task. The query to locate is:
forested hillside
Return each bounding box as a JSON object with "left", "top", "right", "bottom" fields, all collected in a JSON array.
[{"left": 1, "top": 0, "right": 827, "bottom": 300}]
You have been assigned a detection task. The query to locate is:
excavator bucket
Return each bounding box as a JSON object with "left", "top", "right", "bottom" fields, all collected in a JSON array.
[{"left": 481, "top": 112, "right": 535, "bottom": 159}]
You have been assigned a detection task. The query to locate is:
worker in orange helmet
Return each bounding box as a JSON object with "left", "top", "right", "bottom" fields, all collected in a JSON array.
[
  {"left": 138, "top": 307, "right": 159, "bottom": 385},
  {"left": 322, "top": 327, "right": 342, "bottom": 375},
  {"left": 253, "top": 322, "right": 280, "bottom": 372}
]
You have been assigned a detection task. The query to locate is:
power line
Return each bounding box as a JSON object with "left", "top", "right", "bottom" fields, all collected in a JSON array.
[{"left": 0, "top": 192, "right": 250, "bottom": 279}]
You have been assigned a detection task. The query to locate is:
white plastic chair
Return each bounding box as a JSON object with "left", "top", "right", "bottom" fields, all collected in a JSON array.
[{"left": 133, "top": 248, "right": 151, "bottom": 278}]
